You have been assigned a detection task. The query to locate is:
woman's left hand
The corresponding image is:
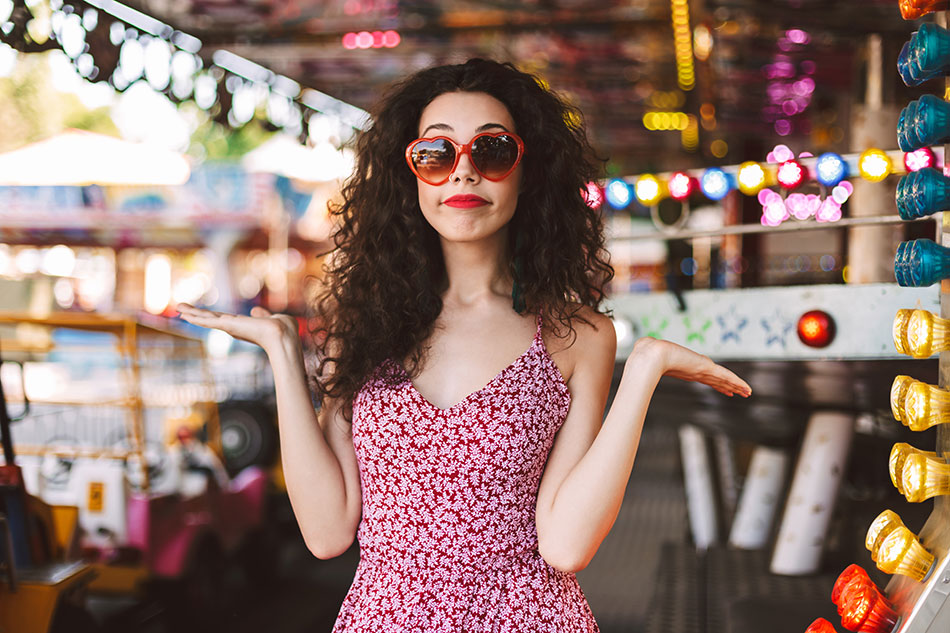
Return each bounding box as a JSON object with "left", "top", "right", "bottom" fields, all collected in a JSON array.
[{"left": 630, "top": 337, "right": 752, "bottom": 398}]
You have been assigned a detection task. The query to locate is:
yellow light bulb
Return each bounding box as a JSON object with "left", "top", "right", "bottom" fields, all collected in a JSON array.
[
  {"left": 636, "top": 175, "right": 663, "bottom": 205},
  {"left": 875, "top": 525, "right": 935, "bottom": 581},
  {"left": 737, "top": 162, "right": 766, "bottom": 195},
  {"left": 859, "top": 149, "right": 892, "bottom": 182},
  {"left": 890, "top": 375, "right": 914, "bottom": 423},
  {"left": 903, "top": 381, "right": 950, "bottom": 432},
  {"left": 900, "top": 452, "right": 950, "bottom": 503},
  {"left": 889, "top": 443, "right": 937, "bottom": 493},
  {"left": 892, "top": 309, "right": 913, "bottom": 355},
  {"left": 865, "top": 509, "right": 902, "bottom": 561},
  {"left": 907, "top": 309, "right": 950, "bottom": 358}
]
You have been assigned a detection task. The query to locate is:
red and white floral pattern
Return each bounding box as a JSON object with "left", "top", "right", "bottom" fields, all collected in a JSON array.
[{"left": 332, "top": 311, "right": 600, "bottom": 632}]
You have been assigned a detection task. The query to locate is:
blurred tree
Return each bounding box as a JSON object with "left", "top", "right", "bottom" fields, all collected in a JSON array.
[{"left": 0, "top": 51, "right": 118, "bottom": 152}]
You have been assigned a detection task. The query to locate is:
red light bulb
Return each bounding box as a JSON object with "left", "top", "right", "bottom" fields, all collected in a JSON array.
[
  {"left": 832, "top": 565, "right": 870, "bottom": 606},
  {"left": 903, "top": 148, "right": 936, "bottom": 172},
  {"left": 669, "top": 171, "right": 695, "bottom": 201},
  {"left": 777, "top": 159, "right": 806, "bottom": 189},
  {"left": 806, "top": 618, "right": 838, "bottom": 633},
  {"left": 838, "top": 577, "right": 898, "bottom": 633},
  {"left": 798, "top": 310, "right": 836, "bottom": 347}
]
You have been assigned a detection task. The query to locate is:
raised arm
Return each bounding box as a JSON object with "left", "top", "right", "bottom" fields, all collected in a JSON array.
[
  {"left": 535, "top": 314, "right": 751, "bottom": 573},
  {"left": 176, "top": 303, "right": 362, "bottom": 559}
]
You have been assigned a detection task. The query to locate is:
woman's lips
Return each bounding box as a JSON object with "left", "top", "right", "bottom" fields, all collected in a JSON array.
[{"left": 443, "top": 195, "right": 489, "bottom": 208}]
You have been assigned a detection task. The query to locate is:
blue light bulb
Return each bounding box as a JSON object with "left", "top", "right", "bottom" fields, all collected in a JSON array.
[
  {"left": 815, "top": 153, "right": 848, "bottom": 187},
  {"left": 894, "top": 239, "right": 950, "bottom": 287},
  {"left": 896, "top": 168, "right": 950, "bottom": 220},
  {"left": 898, "top": 101, "right": 919, "bottom": 152},
  {"left": 898, "top": 95, "right": 950, "bottom": 152},
  {"left": 700, "top": 168, "right": 732, "bottom": 201},
  {"left": 907, "top": 24, "right": 950, "bottom": 85},
  {"left": 605, "top": 178, "right": 632, "bottom": 209}
]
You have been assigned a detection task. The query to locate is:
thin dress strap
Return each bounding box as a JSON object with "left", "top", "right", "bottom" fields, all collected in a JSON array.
[{"left": 535, "top": 308, "right": 543, "bottom": 337}]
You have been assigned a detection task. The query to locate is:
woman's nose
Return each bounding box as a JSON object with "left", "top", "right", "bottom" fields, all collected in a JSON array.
[{"left": 451, "top": 150, "right": 480, "bottom": 182}]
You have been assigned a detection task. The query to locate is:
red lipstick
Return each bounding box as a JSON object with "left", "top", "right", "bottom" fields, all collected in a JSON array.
[{"left": 443, "top": 194, "right": 489, "bottom": 208}]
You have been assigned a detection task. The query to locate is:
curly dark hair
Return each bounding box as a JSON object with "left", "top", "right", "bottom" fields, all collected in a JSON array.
[{"left": 311, "top": 58, "right": 613, "bottom": 419}]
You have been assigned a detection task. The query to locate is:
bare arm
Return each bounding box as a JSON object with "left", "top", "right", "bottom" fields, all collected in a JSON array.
[
  {"left": 536, "top": 324, "right": 751, "bottom": 573},
  {"left": 176, "top": 303, "right": 361, "bottom": 559}
]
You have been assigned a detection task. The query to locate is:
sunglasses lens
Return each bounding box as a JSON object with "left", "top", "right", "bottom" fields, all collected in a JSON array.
[
  {"left": 471, "top": 134, "right": 520, "bottom": 178},
  {"left": 410, "top": 139, "right": 456, "bottom": 183}
]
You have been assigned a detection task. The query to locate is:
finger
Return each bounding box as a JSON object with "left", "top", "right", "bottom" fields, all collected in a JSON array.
[{"left": 250, "top": 306, "right": 273, "bottom": 318}]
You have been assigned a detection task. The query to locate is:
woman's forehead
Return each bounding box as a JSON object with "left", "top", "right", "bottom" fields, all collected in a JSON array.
[{"left": 418, "top": 91, "right": 516, "bottom": 136}]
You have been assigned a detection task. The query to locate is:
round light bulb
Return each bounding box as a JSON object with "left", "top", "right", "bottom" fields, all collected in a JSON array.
[
  {"left": 777, "top": 159, "right": 806, "bottom": 189},
  {"left": 892, "top": 310, "right": 913, "bottom": 355},
  {"left": 902, "top": 380, "right": 950, "bottom": 431},
  {"left": 738, "top": 162, "right": 767, "bottom": 195},
  {"left": 636, "top": 174, "right": 663, "bottom": 205},
  {"left": 859, "top": 149, "right": 892, "bottom": 182},
  {"left": 669, "top": 171, "right": 695, "bottom": 201},
  {"left": 900, "top": 451, "right": 950, "bottom": 502}
]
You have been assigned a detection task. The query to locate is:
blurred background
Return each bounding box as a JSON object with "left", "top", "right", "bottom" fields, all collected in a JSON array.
[{"left": 1, "top": 2, "right": 949, "bottom": 633}]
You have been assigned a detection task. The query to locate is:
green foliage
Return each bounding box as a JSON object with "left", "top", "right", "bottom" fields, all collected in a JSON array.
[{"left": 0, "top": 51, "right": 118, "bottom": 152}]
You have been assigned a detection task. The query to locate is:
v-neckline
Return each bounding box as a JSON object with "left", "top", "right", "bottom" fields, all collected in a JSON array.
[{"left": 393, "top": 331, "right": 540, "bottom": 414}]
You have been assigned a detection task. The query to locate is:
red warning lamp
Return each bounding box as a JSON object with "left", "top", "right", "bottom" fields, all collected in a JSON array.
[
  {"left": 806, "top": 619, "right": 838, "bottom": 633},
  {"left": 798, "top": 310, "right": 836, "bottom": 347}
]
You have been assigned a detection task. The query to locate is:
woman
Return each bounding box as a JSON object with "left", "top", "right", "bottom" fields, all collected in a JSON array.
[{"left": 177, "top": 58, "right": 750, "bottom": 632}]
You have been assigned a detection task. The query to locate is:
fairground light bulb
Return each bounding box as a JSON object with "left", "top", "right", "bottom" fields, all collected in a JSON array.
[
  {"left": 898, "top": 101, "right": 920, "bottom": 152},
  {"left": 906, "top": 309, "right": 950, "bottom": 358},
  {"left": 903, "top": 380, "right": 950, "bottom": 431},
  {"left": 668, "top": 171, "right": 695, "bottom": 201},
  {"left": 777, "top": 159, "right": 805, "bottom": 189},
  {"left": 894, "top": 240, "right": 950, "bottom": 287},
  {"left": 889, "top": 443, "right": 938, "bottom": 493},
  {"left": 858, "top": 149, "right": 892, "bottom": 182},
  {"left": 805, "top": 619, "right": 837, "bottom": 633},
  {"left": 900, "top": 451, "right": 950, "bottom": 502},
  {"left": 832, "top": 564, "right": 870, "bottom": 606},
  {"left": 700, "top": 167, "right": 732, "bottom": 200},
  {"left": 903, "top": 147, "right": 936, "bottom": 173},
  {"left": 889, "top": 376, "right": 916, "bottom": 423},
  {"left": 907, "top": 95, "right": 950, "bottom": 150},
  {"left": 891, "top": 310, "right": 913, "bottom": 355},
  {"left": 900, "top": 0, "right": 949, "bottom": 20},
  {"left": 816, "top": 152, "right": 848, "bottom": 187},
  {"left": 895, "top": 167, "right": 950, "bottom": 220},
  {"left": 900, "top": 24, "right": 950, "bottom": 86},
  {"left": 836, "top": 575, "right": 899, "bottom": 633},
  {"left": 866, "top": 510, "right": 935, "bottom": 581},
  {"left": 865, "top": 510, "right": 902, "bottom": 563},
  {"left": 738, "top": 161, "right": 767, "bottom": 195},
  {"left": 635, "top": 174, "right": 663, "bottom": 205}
]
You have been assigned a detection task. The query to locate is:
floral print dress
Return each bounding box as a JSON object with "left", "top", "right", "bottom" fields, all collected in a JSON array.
[{"left": 331, "top": 310, "right": 600, "bottom": 633}]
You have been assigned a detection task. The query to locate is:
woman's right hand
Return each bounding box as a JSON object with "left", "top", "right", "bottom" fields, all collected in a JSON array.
[{"left": 175, "top": 303, "right": 300, "bottom": 356}]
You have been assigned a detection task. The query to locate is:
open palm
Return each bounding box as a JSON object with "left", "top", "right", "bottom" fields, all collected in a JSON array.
[
  {"left": 634, "top": 337, "right": 751, "bottom": 398},
  {"left": 175, "top": 303, "right": 299, "bottom": 354}
]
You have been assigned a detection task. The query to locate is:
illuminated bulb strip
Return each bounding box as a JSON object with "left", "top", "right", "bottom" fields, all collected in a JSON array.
[
  {"left": 671, "top": 0, "right": 695, "bottom": 91},
  {"left": 902, "top": 380, "right": 950, "bottom": 431},
  {"left": 889, "top": 442, "right": 938, "bottom": 494},
  {"left": 900, "top": 451, "right": 950, "bottom": 502},
  {"left": 866, "top": 510, "right": 935, "bottom": 581}
]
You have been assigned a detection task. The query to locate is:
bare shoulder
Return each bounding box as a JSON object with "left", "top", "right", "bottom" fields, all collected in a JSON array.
[{"left": 543, "top": 303, "right": 616, "bottom": 382}]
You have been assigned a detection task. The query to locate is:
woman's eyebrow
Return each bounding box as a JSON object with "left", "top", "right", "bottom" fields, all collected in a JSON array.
[{"left": 420, "top": 122, "right": 511, "bottom": 137}]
